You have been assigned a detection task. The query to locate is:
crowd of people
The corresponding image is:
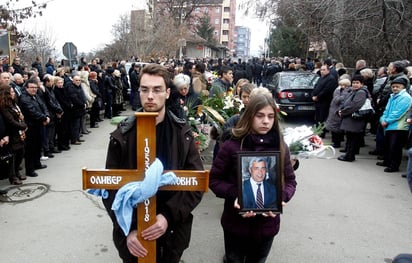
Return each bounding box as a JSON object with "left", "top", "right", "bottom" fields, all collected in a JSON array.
[
  {"left": 311, "top": 58, "right": 412, "bottom": 194},
  {"left": 1, "top": 54, "right": 411, "bottom": 262},
  {"left": 0, "top": 56, "right": 135, "bottom": 192}
]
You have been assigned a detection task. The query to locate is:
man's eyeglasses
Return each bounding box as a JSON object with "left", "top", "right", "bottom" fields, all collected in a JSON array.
[{"left": 139, "top": 87, "right": 166, "bottom": 94}]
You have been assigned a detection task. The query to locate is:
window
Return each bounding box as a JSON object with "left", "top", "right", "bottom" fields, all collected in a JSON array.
[
  {"left": 214, "top": 31, "right": 218, "bottom": 36},
  {"left": 195, "top": 7, "right": 200, "bottom": 13},
  {"left": 216, "top": 7, "right": 220, "bottom": 13},
  {"left": 222, "top": 41, "right": 228, "bottom": 46},
  {"left": 215, "top": 19, "right": 220, "bottom": 24},
  {"left": 224, "top": 7, "right": 230, "bottom": 12},
  {"left": 204, "top": 7, "right": 209, "bottom": 13},
  {"left": 223, "top": 30, "right": 229, "bottom": 35},
  {"left": 223, "top": 19, "right": 229, "bottom": 24}
]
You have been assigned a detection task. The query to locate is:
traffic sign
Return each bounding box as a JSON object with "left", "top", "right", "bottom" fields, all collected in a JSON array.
[{"left": 62, "top": 42, "right": 77, "bottom": 59}]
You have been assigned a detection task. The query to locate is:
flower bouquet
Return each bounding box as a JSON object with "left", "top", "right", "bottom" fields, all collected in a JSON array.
[
  {"left": 187, "top": 116, "right": 210, "bottom": 152},
  {"left": 283, "top": 123, "right": 335, "bottom": 159}
]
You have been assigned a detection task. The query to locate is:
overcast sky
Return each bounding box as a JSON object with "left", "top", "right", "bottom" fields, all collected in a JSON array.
[{"left": 18, "top": 0, "right": 267, "bottom": 57}]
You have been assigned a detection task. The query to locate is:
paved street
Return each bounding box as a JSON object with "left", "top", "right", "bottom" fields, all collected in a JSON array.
[{"left": 0, "top": 112, "right": 411, "bottom": 263}]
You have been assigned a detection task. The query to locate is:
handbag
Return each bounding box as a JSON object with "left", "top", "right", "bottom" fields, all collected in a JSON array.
[
  {"left": 0, "top": 148, "right": 14, "bottom": 179},
  {"left": 352, "top": 98, "right": 375, "bottom": 119}
]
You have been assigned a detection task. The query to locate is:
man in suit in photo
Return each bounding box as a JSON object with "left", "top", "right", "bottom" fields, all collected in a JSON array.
[{"left": 242, "top": 157, "right": 277, "bottom": 210}]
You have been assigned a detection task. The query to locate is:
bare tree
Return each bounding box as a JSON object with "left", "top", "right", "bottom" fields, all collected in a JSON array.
[
  {"left": 95, "top": 1, "right": 221, "bottom": 61},
  {"left": 242, "top": 0, "right": 412, "bottom": 67},
  {"left": 150, "top": 0, "right": 206, "bottom": 27},
  {"left": 1, "top": 1, "right": 48, "bottom": 47},
  {"left": 17, "top": 26, "right": 57, "bottom": 68}
]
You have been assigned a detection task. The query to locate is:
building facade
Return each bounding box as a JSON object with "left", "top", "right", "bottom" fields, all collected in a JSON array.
[
  {"left": 151, "top": 0, "right": 236, "bottom": 54},
  {"left": 234, "top": 26, "right": 251, "bottom": 57}
]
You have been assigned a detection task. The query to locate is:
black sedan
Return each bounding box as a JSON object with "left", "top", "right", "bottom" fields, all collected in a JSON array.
[{"left": 267, "top": 71, "right": 319, "bottom": 117}]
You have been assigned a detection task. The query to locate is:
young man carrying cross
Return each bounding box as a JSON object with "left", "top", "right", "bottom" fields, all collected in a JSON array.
[{"left": 102, "top": 64, "right": 204, "bottom": 263}]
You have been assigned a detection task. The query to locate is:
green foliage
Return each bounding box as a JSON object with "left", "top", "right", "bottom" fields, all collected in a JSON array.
[
  {"left": 201, "top": 93, "right": 243, "bottom": 123},
  {"left": 195, "top": 16, "right": 217, "bottom": 45},
  {"left": 312, "top": 122, "right": 326, "bottom": 136},
  {"left": 269, "top": 25, "right": 307, "bottom": 58},
  {"left": 289, "top": 140, "right": 304, "bottom": 154}
]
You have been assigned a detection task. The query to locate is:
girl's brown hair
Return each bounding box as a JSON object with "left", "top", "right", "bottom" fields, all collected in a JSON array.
[
  {"left": 232, "top": 93, "right": 286, "bottom": 188},
  {"left": 0, "top": 84, "right": 13, "bottom": 109}
]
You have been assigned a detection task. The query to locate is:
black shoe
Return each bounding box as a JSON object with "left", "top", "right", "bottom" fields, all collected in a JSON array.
[
  {"left": 51, "top": 148, "right": 62, "bottom": 154},
  {"left": 384, "top": 167, "right": 399, "bottom": 173},
  {"left": 27, "top": 171, "right": 39, "bottom": 177},
  {"left": 9, "top": 177, "right": 22, "bottom": 185},
  {"left": 0, "top": 189, "right": 8, "bottom": 195},
  {"left": 90, "top": 124, "right": 99, "bottom": 128},
  {"left": 401, "top": 174, "right": 407, "bottom": 178},
  {"left": 376, "top": 161, "right": 388, "bottom": 167},
  {"left": 59, "top": 145, "right": 70, "bottom": 151},
  {"left": 34, "top": 164, "right": 47, "bottom": 170},
  {"left": 339, "top": 149, "right": 347, "bottom": 153},
  {"left": 97, "top": 118, "right": 103, "bottom": 122},
  {"left": 78, "top": 139, "right": 85, "bottom": 142},
  {"left": 71, "top": 141, "right": 81, "bottom": 145},
  {"left": 338, "top": 155, "right": 355, "bottom": 162},
  {"left": 377, "top": 155, "right": 384, "bottom": 160},
  {"left": 46, "top": 152, "right": 54, "bottom": 158}
]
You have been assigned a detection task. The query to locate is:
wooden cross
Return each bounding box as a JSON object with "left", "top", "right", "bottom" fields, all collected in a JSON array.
[{"left": 82, "top": 112, "right": 209, "bottom": 263}]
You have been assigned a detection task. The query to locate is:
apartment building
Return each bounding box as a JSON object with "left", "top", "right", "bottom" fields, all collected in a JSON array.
[
  {"left": 151, "top": 0, "right": 237, "bottom": 53},
  {"left": 234, "top": 26, "right": 251, "bottom": 57}
]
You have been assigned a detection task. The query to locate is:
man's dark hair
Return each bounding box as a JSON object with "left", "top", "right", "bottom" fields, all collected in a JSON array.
[
  {"left": 139, "top": 64, "right": 172, "bottom": 88},
  {"left": 392, "top": 60, "right": 407, "bottom": 74},
  {"left": 139, "top": 64, "right": 181, "bottom": 117},
  {"left": 24, "top": 77, "right": 39, "bottom": 88},
  {"left": 195, "top": 63, "right": 206, "bottom": 74},
  {"left": 324, "top": 58, "right": 332, "bottom": 67},
  {"left": 218, "top": 65, "right": 232, "bottom": 77}
]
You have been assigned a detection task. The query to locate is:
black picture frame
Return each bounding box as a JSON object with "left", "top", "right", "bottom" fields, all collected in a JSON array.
[{"left": 238, "top": 151, "right": 282, "bottom": 214}]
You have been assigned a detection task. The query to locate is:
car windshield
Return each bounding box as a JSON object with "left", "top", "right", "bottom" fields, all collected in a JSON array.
[{"left": 280, "top": 74, "right": 318, "bottom": 89}]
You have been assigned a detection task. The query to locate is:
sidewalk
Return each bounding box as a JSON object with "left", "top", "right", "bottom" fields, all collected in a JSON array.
[{"left": 0, "top": 112, "right": 411, "bottom": 262}]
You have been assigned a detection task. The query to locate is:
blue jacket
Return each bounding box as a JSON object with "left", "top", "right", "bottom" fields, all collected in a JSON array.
[{"left": 380, "top": 89, "right": 412, "bottom": 131}]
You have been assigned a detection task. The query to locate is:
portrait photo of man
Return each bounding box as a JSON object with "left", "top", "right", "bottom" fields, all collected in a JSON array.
[{"left": 240, "top": 155, "right": 278, "bottom": 212}]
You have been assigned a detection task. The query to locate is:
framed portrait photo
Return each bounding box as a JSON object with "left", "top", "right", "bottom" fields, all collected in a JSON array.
[{"left": 238, "top": 151, "right": 282, "bottom": 214}]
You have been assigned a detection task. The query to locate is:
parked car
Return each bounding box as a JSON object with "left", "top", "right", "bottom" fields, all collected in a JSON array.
[{"left": 267, "top": 71, "right": 319, "bottom": 117}]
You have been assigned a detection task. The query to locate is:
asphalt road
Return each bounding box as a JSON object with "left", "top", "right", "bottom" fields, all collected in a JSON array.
[{"left": 0, "top": 112, "right": 411, "bottom": 263}]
